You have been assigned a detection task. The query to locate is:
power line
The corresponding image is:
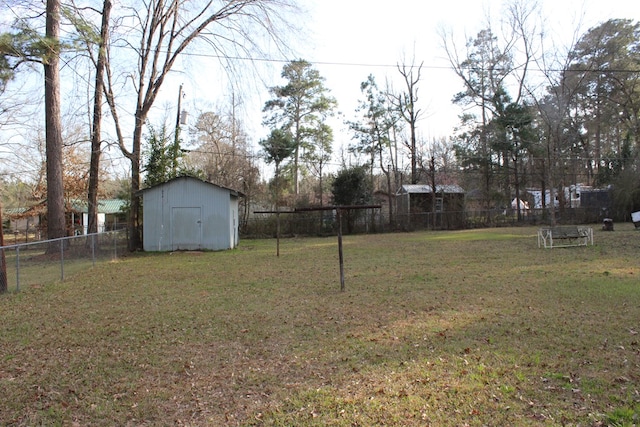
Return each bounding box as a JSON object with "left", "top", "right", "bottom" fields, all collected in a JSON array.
[{"left": 110, "top": 43, "right": 640, "bottom": 75}]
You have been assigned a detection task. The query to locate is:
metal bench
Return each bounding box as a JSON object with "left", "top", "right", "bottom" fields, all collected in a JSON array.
[
  {"left": 538, "top": 226, "right": 593, "bottom": 248},
  {"left": 632, "top": 211, "right": 640, "bottom": 229}
]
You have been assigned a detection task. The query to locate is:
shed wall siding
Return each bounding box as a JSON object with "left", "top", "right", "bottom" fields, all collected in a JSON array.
[{"left": 142, "top": 177, "right": 237, "bottom": 252}]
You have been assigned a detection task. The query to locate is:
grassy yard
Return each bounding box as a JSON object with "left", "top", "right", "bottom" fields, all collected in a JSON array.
[{"left": 1, "top": 225, "right": 639, "bottom": 426}]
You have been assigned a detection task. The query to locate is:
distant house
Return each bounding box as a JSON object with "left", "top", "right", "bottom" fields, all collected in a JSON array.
[
  {"left": 140, "top": 176, "right": 242, "bottom": 252},
  {"left": 4, "top": 199, "right": 126, "bottom": 236},
  {"left": 4, "top": 207, "right": 40, "bottom": 233},
  {"left": 71, "top": 199, "right": 127, "bottom": 234},
  {"left": 396, "top": 184, "right": 465, "bottom": 229}
]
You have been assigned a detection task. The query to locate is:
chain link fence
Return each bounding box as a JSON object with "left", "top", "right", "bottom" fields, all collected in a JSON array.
[
  {"left": 241, "top": 207, "right": 610, "bottom": 237},
  {"left": 0, "top": 229, "right": 128, "bottom": 293}
]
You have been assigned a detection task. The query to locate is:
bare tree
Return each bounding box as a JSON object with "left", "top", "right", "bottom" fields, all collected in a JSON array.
[
  {"left": 442, "top": 0, "right": 540, "bottom": 213},
  {"left": 101, "top": 0, "right": 298, "bottom": 250},
  {"left": 87, "top": 0, "right": 111, "bottom": 235},
  {"left": 392, "top": 60, "right": 423, "bottom": 185},
  {"left": 349, "top": 74, "right": 401, "bottom": 224},
  {"left": 417, "top": 137, "right": 458, "bottom": 229},
  {"left": 186, "top": 99, "right": 262, "bottom": 229},
  {"left": 525, "top": 4, "right": 588, "bottom": 225}
]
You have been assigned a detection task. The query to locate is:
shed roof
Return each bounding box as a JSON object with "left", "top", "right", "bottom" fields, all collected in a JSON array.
[
  {"left": 397, "top": 184, "right": 465, "bottom": 195},
  {"left": 138, "top": 175, "right": 244, "bottom": 197}
]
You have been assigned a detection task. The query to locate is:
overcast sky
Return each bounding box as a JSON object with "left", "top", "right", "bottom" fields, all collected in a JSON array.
[
  {"left": 88, "top": 0, "right": 639, "bottom": 136},
  {"left": 143, "top": 0, "right": 639, "bottom": 176},
  {"left": 186, "top": 0, "right": 638, "bottom": 146},
  {"left": 300, "top": 0, "right": 640, "bottom": 143},
  {"left": 3, "top": 0, "right": 639, "bottom": 178}
]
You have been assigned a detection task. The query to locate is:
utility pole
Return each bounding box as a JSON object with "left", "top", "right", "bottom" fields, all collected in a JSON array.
[{"left": 173, "top": 84, "right": 184, "bottom": 175}]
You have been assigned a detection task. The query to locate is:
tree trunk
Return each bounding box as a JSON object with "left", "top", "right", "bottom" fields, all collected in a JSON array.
[
  {"left": 0, "top": 201, "right": 7, "bottom": 293},
  {"left": 548, "top": 125, "right": 557, "bottom": 226},
  {"left": 385, "top": 169, "right": 393, "bottom": 226},
  {"left": 410, "top": 121, "right": 417, "bottom": 185},
  {"left": 430, "top": 155, "right": 437, "bottom": 230},
  {"left": 128, "top": 112, "right": 144, "bottom": 251},
  {"left": 318, "top": 162, "right": 324, "bottom": 230},
  {"left": 514, "top": 154, "right": 521, "bottom": 221},
  {"left": 45, "top": 0, "right": 66, "bottom": 243},
  {"left": 87, "top": 0, "right": 111, "bottom": 235},
  {"left": 480, "top": 93, "right": 491, "bottom": 216},
  {"left": 293, "top": 118, "right": 300, "bottom": 196},
  {"left": 503, "top": 150, "right": 510, "bottom": 210}
]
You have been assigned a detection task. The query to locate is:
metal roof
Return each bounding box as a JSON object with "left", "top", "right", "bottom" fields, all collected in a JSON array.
[
  {"left": 71, "top": 199, "right": 127, "bottom": 214},
  {"left": 397, "top": 184, "right": 465, "bottom": 195},
  {"left": 4, "top": 199, "right": 126, "bottom": 218},
  {"left": 138, "top": 175, "right": 244, "bottom": 197},
  {"left": 4, "top": 207, "right": 27, "bottom": 216},
  {"left": 97, "top": 199, "right": 127, "bottom": 214}
]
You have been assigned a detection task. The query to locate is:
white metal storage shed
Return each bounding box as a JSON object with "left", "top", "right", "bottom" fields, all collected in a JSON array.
[{"left": 141, "top": 176, "right": 241, "bottom": 251}]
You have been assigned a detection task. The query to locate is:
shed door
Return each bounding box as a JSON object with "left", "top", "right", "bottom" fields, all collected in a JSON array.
[{"left": 171, "top": 207, "right": 202, "bottom": 250}]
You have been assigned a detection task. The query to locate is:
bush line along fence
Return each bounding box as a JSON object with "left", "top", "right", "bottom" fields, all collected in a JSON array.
[
  {"left": 241, "top": 207, "right": 614, "bottom": 237},
  {"left": 0, "top": 230, "right": 128, "bottom": 293}
]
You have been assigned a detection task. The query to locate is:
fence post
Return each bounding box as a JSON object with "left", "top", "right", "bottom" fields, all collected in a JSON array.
[
  {"left": 113, "top": 231, "right": 117, "bottom": 260},
  {"left": 0, "top": 247, "right": 6, "bottom": 294},
  {"left": 16, "top": 246, "right": 20, "bottom": 292},
  {"left": 92, "top": 233, "right": 96, "bottom": 267},
  {"left": 60, "top": 238, "right": 64, "bottom": 281}
]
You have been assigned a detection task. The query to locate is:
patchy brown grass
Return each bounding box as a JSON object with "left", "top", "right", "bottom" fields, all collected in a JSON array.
[{"left": 1, "top": 224, "right": 640, "bottom": 426}]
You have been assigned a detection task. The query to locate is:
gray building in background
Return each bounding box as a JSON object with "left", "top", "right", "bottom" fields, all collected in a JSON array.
[{"left": 141, "top": 176, "right": 241, "bottom": 252}]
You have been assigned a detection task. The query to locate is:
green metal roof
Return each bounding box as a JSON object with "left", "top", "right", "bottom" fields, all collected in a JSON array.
[
  {"left": 4, "top": 207, "right": 27, "bottom": 216},
  {"left": 4, "top": 200, "right": 126, "bottom": 218},
  {"left": 97, "top": 199, "right": 127, "bottom": 214},
  {"left": 71, "top": 199, "right": 127, "bottom": 214}
]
